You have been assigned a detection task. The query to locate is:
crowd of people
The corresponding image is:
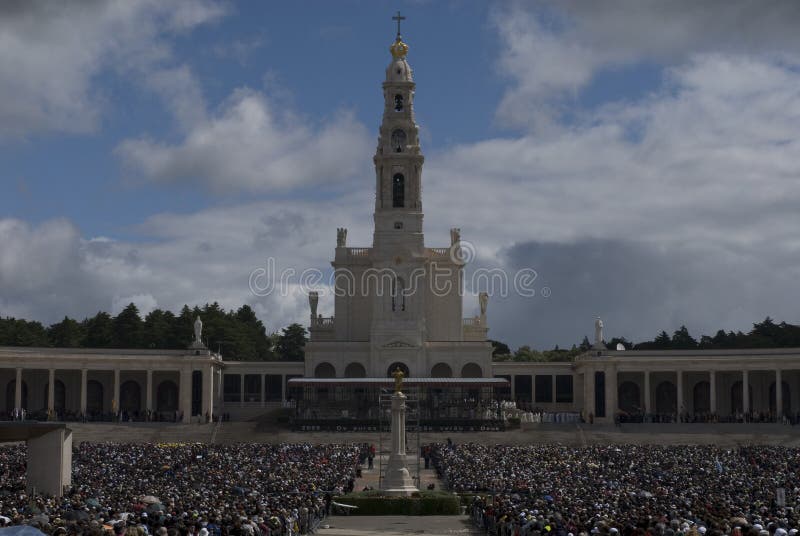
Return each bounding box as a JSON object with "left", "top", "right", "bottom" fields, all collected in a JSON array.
[
  {"left": 431, "top": 443, "right": 800, "bottom": 536},
  {"left": 0, "top": 442, "right": 363, "bottom": 535}
]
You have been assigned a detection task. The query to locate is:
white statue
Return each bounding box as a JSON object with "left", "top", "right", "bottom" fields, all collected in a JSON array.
[
  {"left": 479, "top": 292, "right": 488, "bottom": 317},
  {"left": 594, "top": 316, "right": 604, "bottom": 349},
  {"left": 309, "top": 291, "right": 319, "bottom": 320},
  {"left": 336, "top": 228, "right": 347, "bottom": 248},
  {"left": 194, "top": 316, "right": 203, "bottom": 343}
]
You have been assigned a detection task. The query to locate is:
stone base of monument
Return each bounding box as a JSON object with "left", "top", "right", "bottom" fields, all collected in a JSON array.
[{"left": 382, "top": 453, "right": 419, "bottom": 496}]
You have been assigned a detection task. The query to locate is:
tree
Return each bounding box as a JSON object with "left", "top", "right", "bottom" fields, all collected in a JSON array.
[
  {"left": 489, "top": 339, "right": 511, "bottom": 358},
  {"left": 671, "top": 325, "right": 698, "bottom": 349},
  {"left": 83, "top": 312, "right": 114, "bottom": 348},
  {"left": 579, "top": 336, "right": 592, "bottom": 352},
  {"left": 143, "top": 309, "right": 178, "bottom": 349},
  {"left": 276, "top": 323, "right": 307, "bottom": 361},
  {"left": 113, "top": 303, "right": 144, "bottom": 348},
  {"left": 48, "top": 316, "right": 85, "bottom": 347}
]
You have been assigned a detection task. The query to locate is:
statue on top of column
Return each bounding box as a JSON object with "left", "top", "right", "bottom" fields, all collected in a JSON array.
[
  {"left": 392, "top": 367, "right": 405, "bottom": 393},
  {"left": 337, "top": 228, "right": 347, "bottom": 248},
  {"left": 194, "top": 316, "right": 203, "bottom": 344},
  {"left": 594, "top": 316, "right": 604, "bottom": 350}
]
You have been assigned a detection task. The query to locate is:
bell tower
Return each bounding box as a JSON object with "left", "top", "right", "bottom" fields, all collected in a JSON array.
[{"left": 372, "top": 18, "right": 425, "bottom": 259}]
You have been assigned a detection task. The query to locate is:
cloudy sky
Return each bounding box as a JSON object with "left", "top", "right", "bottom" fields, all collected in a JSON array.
[{"left": 2, "top": 0, "right": 800, "bottom": 349}]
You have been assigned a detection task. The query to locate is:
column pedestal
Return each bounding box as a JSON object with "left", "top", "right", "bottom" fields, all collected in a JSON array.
[{"left": 382, "top": 391, "right": 418, "bottom": 496}]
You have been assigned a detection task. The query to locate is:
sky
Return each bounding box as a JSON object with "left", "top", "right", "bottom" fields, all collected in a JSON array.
[{"left": 2, "top": 0, "right": 800, "bottom": 350}]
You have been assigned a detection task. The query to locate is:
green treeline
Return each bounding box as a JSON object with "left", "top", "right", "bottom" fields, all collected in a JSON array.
[
  {"left": 492, "top": 317, "right": 800, "bottom": 362},
  {"left": 0, "top": 303, "right": 307, "bottom": 361}
]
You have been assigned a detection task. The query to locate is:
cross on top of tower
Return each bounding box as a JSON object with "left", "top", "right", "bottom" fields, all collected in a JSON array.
[{"left": 392, "top": 11, "right": 405, "bottom": 38}]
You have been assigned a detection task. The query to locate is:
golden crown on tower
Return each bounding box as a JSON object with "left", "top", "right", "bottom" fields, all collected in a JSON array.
[{"left": 390, "top": 37, "right": 409, "bottom": 59}]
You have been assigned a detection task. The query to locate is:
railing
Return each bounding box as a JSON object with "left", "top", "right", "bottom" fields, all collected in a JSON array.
[
  {"left": 312, "top": 316, "right": 335, "bottom": 328},
  {"left": 428, "top": 247, "right": 450, "bottom": 257},
  {"left": 463, "top": 316, "right": 483, "bottom": 326},
  {"left": 347, "top": 247, "right": 371, "bottom": 257}
]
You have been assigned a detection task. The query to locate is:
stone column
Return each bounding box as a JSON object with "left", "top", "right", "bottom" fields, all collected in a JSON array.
[
  {"left": 201, "top": 367, "right": 213, "bottom": 421},
  {"left": 146, "top": 370, "right": 153, "bottom": 413},
  {"left": 510, "top": 375, "right": 516, "bottom": 401},
  {"left": 216, "top": 369, "right": 223, "bottom": 410},
  {"left": 709, "top": 370, "right": 717, "bottom": 415},
  {"left": 15, "top": 367, "right": 22, "bottom": 410},
  {"left": 584, "top": 368, "right": 595, "bottom": 421},
  {"left": 80, "top": 369, "right": 88, "bottom": 415},
  {"left": 240, "top": 374, "right": 245, "bottom": 407},
  {"left": 179, "top": 369, "right": 192, "bottom": 423},
  {"left": 281, "top": 374, "right": 286, "bottom": 402},
  {"left": 605, "top": 366, "right": 617, "bottom": 422},
  {"left": 382, "top": 390, "right": 418, "bottom": 495},
  {"left": 552, "top": 375, "right": 557, "bottom": 405},
  {"left": 530, "top": 374, "right": 535, "bottom": 406},
  {"left": 742, "top": 370, "right": 750, "bottom": 415},
  {"left": 643, "top": 371, "right": 651, "bottom": 416},
  {"left": 676, "top": 370, "right": 684, "bottom": 418},
  {"left": 112, "top": 369, "right": 121, "bottom": 418},
  {"left": 776, "top": 369, "right": 783, "bottom": 420},
  {"left": 260, "top": 375, "right": 266, "bottom": 408},
  {"left": 47, "top": 369, "right": 55, "bottom": 417}
]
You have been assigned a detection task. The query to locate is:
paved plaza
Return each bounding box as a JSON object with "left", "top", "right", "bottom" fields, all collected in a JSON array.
[{"left": 318, "top": 515, "right": 481, "bottom": 536}]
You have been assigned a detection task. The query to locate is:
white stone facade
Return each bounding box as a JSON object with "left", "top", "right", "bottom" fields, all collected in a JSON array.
[{"left": 304, "top": 35, "right": 493, "bottom": 380}]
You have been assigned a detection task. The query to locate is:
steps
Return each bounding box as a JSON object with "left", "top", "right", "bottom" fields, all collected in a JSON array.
[{"left": 67, "top": 422, "right": 215, "bottom": 444}]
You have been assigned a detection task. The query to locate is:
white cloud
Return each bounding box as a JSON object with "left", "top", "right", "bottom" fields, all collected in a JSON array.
[
  {"left": 492, "top": 1, "right": 800, "bottom": 130},
  {"left": 0, "top": 191, "right": 373, "bottom": 331},
  {"left": 0, "top": 0, "right": 225, "bottom": 140},
  {"left": 116, "top": 88, "right": 373, "bottom": 192}
]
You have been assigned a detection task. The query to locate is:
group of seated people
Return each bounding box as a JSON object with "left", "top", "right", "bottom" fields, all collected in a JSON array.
[
  {"left": 430, "top": 442, "right": 800, "bottom": 536},
  {"left": 0, "top": 442, "right": 362, "bottom": 535}
]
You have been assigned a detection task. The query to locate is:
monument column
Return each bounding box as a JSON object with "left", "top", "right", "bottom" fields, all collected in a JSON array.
[
  {"left": 80, "top": 369, "right": 88, "bottom": 415},
  {"left": 382, "top": 367, "right": 419, "bottom": 495},
  {"left": 47, "top": 368, "right": 55, "bottom": 418},
  {"left": 145, "top": 370, "right": 153, "bottom": 414},
  {"left": 709, "top": 370, "right": 717, "bottom": 415},
  {"left": 643, "top": 370, "right": 651, "bottom": 416},
  {"left": 14, "top": 367, "right": 22, "bottom": 410},
  {"left": 776, "top": 368, "right": 783, "bottom": 420}
]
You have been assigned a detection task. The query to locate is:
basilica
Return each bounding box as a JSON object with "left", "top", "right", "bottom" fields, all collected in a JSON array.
[{"left": 1, "top": 28, "right": 798, "bottom": 428}]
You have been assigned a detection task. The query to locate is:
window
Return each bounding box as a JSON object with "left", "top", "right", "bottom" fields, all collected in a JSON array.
[
  {"left": 392, "top": 173, "right": 405, "bottom": 207},
  {"left": 391, "top": 277, "right": 406, "bottom": 312},
  {"left": 391, "top": 129, "right": 406, "bottom": 153},
  {"left": 394, "top": 94, "right": 403, "bottom": 111}
]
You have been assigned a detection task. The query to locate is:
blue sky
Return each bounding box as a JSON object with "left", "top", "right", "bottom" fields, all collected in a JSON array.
[{"left": 2, "top": 1, "right": 800, "bottom": 349}]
